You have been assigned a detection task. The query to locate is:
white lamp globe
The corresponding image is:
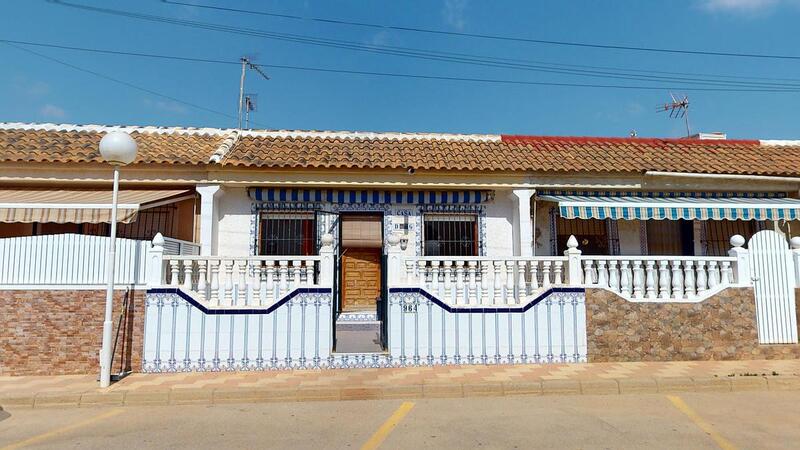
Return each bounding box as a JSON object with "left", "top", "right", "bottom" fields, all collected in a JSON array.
[{"left": 99, "top": 131, "right": 138, "bottom": 165}]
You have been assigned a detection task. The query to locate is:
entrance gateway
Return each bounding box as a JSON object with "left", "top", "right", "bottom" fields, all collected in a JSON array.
[{"left": 335, "top": 212, "right": 386, "bottom": 353}]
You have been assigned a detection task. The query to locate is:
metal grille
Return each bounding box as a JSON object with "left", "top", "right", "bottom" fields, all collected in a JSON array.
[
  {"left": 646, "top": 219, "right": 695, "bottom": 256},
  {"left": 37, "top": 206, "right": 179, "bottom": 240},
  {"left": 703, "top": 220, "right": 759, "bottom": 256},
  {"left": 555, "top": 217, "right": 617, "bottom": 255},
  {"left": 422, "top": 213, "right": 478, "bottom": 257},
  {"left": 259, "top": 212, "right": 316, "bottom": 256}
]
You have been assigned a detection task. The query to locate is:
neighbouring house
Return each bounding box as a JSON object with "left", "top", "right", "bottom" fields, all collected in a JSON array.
[{"left": 1, "top": 122, "right": 799, "bottom": 376}]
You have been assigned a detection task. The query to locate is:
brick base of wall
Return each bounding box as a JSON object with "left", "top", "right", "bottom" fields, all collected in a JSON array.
[
  {"left": 0, "top": 289, "right": 144, "bottom": 376},
  {"left": 586, "top": 287, "right": 800, "bottom": 363}
]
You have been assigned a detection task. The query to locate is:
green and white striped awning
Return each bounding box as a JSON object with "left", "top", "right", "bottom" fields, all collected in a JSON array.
[{"left": 538, "top": 192, "right": 800, "bottom": 221}]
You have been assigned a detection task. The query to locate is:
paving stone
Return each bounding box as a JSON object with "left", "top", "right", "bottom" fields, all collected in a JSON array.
[
  {"left": 422, "top": 384, "right": 463, "bottom": 398},
  {"left": 730, "top": 376, "right": 768, "bottom": 391},
  {"left": 502, "top": 381, "right": 542, "bottom": 396},
  {"left": 765, "top": 376, "right": 800, "bottom": 391},
  {"left": 462, "top": 382, "right": 504, "bottom": 397},
  {"left": 296, "top": 387, "right": 340, "bottom": 402},
  {"left": 617, "top": 378, "right": 658, "bottom": 394},
  {"left": 340, "top": 387, "right": 383, "bottom": 401},
  {"left": 692, "top": 377, "right": 732, "bottom": 393},
  {"left": 541, "top": 379, "right": 581, "bottom": 395},
  {"left": 169, "top": 388, "right": 213, "bottom": 405},
  {"left": 80, "top": 392, "right": 125, "bottom": 406},
  {"left": 212, "top": 388, "right": 282, "bottom": 404},
  {"left": 655, "top": 377, "right": 696, "bottom": 393},
  {"left": 0, "top": 394, "right": 35, "bottom": 409},
  {"left": 34, "top": 392, "right": 82, "bottom": 408},
  {"left": 123, "top": 390, "right": 170, "bottom": 406},
  {"left": 580, "top": 379, "right": 620, "bottom": 395},
  {"left": 381, "top": 385, "right": 424, "bottom": 399}
]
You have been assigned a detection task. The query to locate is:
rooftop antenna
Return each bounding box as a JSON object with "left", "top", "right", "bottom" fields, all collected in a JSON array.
[
  {"left": 237, "top": 56, "right": 270, "bottom": 129},
  {"left": 657, "top": 93, "right": 691, "bottom": 137},
  {"left": 244, "top": 94, "right": 257, "bottom": 129}
]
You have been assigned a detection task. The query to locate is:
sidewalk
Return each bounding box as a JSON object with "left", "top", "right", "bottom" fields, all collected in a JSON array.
[{"left": 2, "top": 359, "right": 799, "bottom": 409}]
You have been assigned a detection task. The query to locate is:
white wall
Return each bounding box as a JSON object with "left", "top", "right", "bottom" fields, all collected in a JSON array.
[
  {"left": 216, "top": 187, "right": 253, "bottom": 256},
  {"left": 484, "top": 191, "right": 514, "bottom": 256}
]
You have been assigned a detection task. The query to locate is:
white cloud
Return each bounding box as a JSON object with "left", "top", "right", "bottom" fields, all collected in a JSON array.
[
  {"left": 698, "top": 0, "right": 786, "bottom": 13},
  {"left": 39, "top": 104, "right": 66, "bottom": 119},
  {"left": 442, "top": 0, "right": 468, "bottom": 30}
]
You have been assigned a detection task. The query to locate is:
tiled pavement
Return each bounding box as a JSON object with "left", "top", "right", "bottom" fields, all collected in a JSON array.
[{"left": 1, "top": 359, "right": 799, "bottom": 408}]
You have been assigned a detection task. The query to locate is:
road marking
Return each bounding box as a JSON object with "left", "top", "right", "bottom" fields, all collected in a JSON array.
[
  {"left": 361, "top": 401, "right": 415, "bottom": 450},
  {"left": 666, "top": 395, "right": 737, "bottom": 450},
  {"left": 0, "top": 408, "right": 125, "bottom": 450}
]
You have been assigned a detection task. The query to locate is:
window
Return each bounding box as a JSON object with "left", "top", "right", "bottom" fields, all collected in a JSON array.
[
  {"left": 646, "top": 219, "right": 695, "bottom": 256},
  {"left": 258, "top": 212, "right": 316, "bottom": 256},
  {"left": 555, "top": 217, "right": 617, "bottom": 255},
  {"left": 703, "top": 220, "right": 760, "bottom": 256},
  {"left": 32, "top": 206, "right": 180, "bottom": 240},
  {"left": 422, "top": 213, "right": 478, "bottom": 257}
]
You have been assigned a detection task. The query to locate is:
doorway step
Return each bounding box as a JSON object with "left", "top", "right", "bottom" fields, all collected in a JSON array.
[{"left": 334, "top": 311, "right": 383, "bottom": 353}]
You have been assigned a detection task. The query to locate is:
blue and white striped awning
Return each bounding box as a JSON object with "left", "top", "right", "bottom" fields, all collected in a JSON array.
[
  {"left": 249, "top": 188, "right": 492, "bottom": 205},
  {"left": 539, "top": 194, "right": 800, "bottom": 221}
]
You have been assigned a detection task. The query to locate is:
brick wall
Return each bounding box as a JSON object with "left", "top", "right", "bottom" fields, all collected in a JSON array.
[
  {"left": 0, "top": 289, "right": 144, "bottom": 376},
  {"left": 586, "top": 287, "right": 800, "bottom": 362}
]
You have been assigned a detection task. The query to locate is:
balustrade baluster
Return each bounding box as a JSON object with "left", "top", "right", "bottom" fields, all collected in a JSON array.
[
  {"left": 455, "top": 261, "right": 466, "bottom": 305},
  {"left": 209, "top": 260, "right": 220, "bottom": 305},
  {"left": 541, "top": 261, "right": 552, "bottom": 288},
  {"left": 608, "top": 261, "right": 619, "bottom": 291},
  {"left": 671, "top": 261, "right": 684, "bottom": 300},
  {"left": 529, "top": 261, "right": 539, "bottom": 291},
  {"left": 292, "top": 260, "right": 302, "bottom": 289},
  {"left": 707, "top": 261, "right": 720, "bottom": 289},
  {"left": 278, "top": 260, "right": 289, "bottom": 297},
  {"left": 223, "top": 260, "right": 234, "bottom": 305},
  {"left": 266, "top": 263, "right": 276, "bottom": 303},
  {"left": 418, "top": 260, "right": 427, "bottom": 290},
  {"left": 182, "top": 259, "right": 193, "bottom": 291},
  {"left": 405, "top": 260, "right": 415, "bottom": 285},
  {"left": 492, "top": 261, "right": 503, "bottom": 304},
  {"left": 658, "top": 260, "right": 671, "bottom": 299},
  {"left": 683, "top": 261, "right": 696, "bottom": 298},
  {"left": 304, "top": 259, "right": 314, "bottom": 286},
  {"left": 169, "top": 260, "right": 180, "bottom": 286},
  {"left": 597, "top": 260, "right": 609, "bottom": 287},
  {"left": 583, "top": 260, "right": 594, "bottom": 285},
  {"left": 553, "top": 260, "right": 563, "bottom": 286},
  {"left": 696, "top": 261, "right": 708, "bottom": 293},
  {"left": 467, "top": 261, "right": 478, "bottom": 305},
  {"left": 480, "top": 262, "right": 490, "bottom": 305},
  {"left": 237, "top": 260, "right": 248, "bottom": 305},
  {"left": 430, "top": 262, "right": 440, "bottom": 296},
  {"left": 259, "top": 265, "right": 268, "bottom": 306},
  {"left": 443, "top": 261, "right": 453, "bottom": 303},
  {"left": 645, "top": 261, "right": 657, "bottom": 299},
  {"left": 517, "top": 260, "right": 527, "bottom": 301},
  {"left": 620, "top": 260, "right": 632, "bottom": 297},
  {"left": 720, "top": 261, "right": 733, "bottom": 285},
  {"left": 197, "top": 260, "right": 208, "bottom": 299},
  {"left": 632, "top": 260, "right": 644, "bottom": 299},
  {"left": 504, "top": 261, "right": 515, "bottom": 305}
]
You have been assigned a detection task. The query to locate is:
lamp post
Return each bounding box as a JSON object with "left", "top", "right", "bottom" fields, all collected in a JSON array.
[{"left": 98, "top": 131, "right": 138, "bottom": 388}]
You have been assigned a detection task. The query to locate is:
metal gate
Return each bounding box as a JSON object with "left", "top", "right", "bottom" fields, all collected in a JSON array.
[{"left": 749, "top": 230, "right": 799, "bottom": 344}]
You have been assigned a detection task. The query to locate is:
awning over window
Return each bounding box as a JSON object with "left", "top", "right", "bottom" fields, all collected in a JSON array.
[
  {"left": 539, "top": 194, "right": 800, "bottom": 221},
  {"left": 248, "top": 188, "right": 493, "bottom": 205},
  {"left": 0, "top": 189, "right": 193, "bottom": 224}
]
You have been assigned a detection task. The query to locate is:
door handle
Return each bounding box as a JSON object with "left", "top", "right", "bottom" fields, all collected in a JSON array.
[{"left": 751, "top": 277, "right": 760, "bottom": 282}]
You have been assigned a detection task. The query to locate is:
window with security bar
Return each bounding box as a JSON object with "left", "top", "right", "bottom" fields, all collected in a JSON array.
[
  {"left": 422, "top": 213, "right": 479, "bottom": 257},
  {"left": 554, "top": 216, "right": 618, "bottom": 255},
  {"left": 702, "top": 220, "right": 762, "bottom": 256},
  {"left": 50, "top": 206, "right": 180, "bottom": 240},
  {"left": 258, "top": 212, "right": 316, "bottom": 256},
  {"left": 646, "top": 219, "right": 695, "bottom": 256}
]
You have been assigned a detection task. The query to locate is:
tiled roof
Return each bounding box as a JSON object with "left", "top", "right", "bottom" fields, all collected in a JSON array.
[
  {"left": 2, "top": 122, "right": 800, "bottom": 176},
  {"left": 0, "top": 123, "right": 229, "bottom": 165}
]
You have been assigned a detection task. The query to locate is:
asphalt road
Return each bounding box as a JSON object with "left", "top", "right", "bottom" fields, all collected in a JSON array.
[{"left": 1, "top": 391, "right": 798, "bottom": 449}]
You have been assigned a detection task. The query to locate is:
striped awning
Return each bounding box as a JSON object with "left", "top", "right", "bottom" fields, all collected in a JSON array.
[
  {"left": 539, "top": 194, "right": 800, "bottom": 221},
  {"left": 248, "top": 188, "right": 493, "bottom": 205},
  {"left": 0, "top": 189, "right": 193, "bottom": 224}
]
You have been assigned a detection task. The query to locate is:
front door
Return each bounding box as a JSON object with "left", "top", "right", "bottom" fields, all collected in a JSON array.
[{"left": 340, "top": 213, "right": 383, "bottom": 312}]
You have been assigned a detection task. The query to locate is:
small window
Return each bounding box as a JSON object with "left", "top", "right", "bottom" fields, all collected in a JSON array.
[
  {"left": 422, "top": 213, "right": 478, "bottom": 257},
  {"left": 258, "top": 212, "right": 316, "bottom": 256},
  {"left": 556, "top": 217, "right": 616, "bottom": 255},
  {"left": 646, "top": 219, "right": 695, "bottom": 256},
  {"left": 703, "top": 220, "right": 760, "bottom": 256}
]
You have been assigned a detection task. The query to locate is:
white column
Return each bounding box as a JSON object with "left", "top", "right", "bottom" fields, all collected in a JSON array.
[
  {"left": 196, "top": 184, "right": 222, "bottom": 256},
  {"left": 511, "top": 189, "right": 535, "bottom": 257}
]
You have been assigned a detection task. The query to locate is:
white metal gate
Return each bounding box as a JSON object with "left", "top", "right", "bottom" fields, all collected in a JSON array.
[{"left": 749, "top": 230, "right": 799, "bottom": 344}]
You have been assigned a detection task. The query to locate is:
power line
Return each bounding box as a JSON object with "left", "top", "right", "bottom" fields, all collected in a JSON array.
[
  {"left": 1, "top": 42, "right": 247, "bottom": 124},
  {"left": 160, "top": 0, "right": 800, "bottom": 61},
  {"left": 44, "top": 2, "right": 800, "bottom": 90},
  {"left": 4, "top": 38, "right": 800, "bottom": 93}
]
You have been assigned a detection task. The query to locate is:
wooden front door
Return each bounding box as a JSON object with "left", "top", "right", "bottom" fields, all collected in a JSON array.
[{"left": 341, "top": 248, "right": 382, "bottom": 311}]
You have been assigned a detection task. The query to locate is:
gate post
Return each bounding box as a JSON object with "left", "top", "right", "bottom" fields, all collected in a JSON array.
[
  {"left": 319, "top": 233, "right": 334, "bottom": 287},
  {"left": 728, "top": 235, "right": 750, "bottom": 286},
  {"left": 146, "top": 233, "right": 165, "bottom": 287},
  {"left": 386, "top": 234, "right": 403, "bottom": 286},
  {"left": 564, "top": 235, "right": 583, "bottom": 285},
  {"left": 791, "top": 237, "right": 800, "bottom": 287}
]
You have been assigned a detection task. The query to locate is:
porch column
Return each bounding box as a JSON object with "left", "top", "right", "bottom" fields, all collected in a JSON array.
[
  {"left": 511, "top": 189, "right": 535, "bottom": 257},
  {"left": 196, "top": 184, "right": 222, "bottom": 256}
]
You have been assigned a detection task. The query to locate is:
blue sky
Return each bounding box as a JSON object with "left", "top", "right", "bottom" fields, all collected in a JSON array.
[{"left": 2, "top": 0, "right": 800, "bottom": 138}]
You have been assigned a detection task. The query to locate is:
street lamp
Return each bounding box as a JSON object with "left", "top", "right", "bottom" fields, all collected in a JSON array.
[{"left": 98, "top": 131, "right": 138, "bottom": 388}]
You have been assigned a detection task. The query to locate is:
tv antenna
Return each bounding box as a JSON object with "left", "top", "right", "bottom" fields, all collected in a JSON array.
[
  {"left": 244, "top": 94, "right": 257, "bottom": 129},
  {"left": 237, "top": 56, "right": 270, "bottom": 129},
  {"left": 657, "top": 93, "right": 691, "bottom": 137}
]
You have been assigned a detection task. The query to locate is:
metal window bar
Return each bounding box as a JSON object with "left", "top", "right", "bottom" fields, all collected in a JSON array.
[
  {"left": 422, "top": 213, "right": 478, "bottom": 257},
  {"left": 258, "top": 212, "right": 316, "bottom": 256},
  {"left": 702, "top": 220, "right": 760, "bottom": 256}
]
